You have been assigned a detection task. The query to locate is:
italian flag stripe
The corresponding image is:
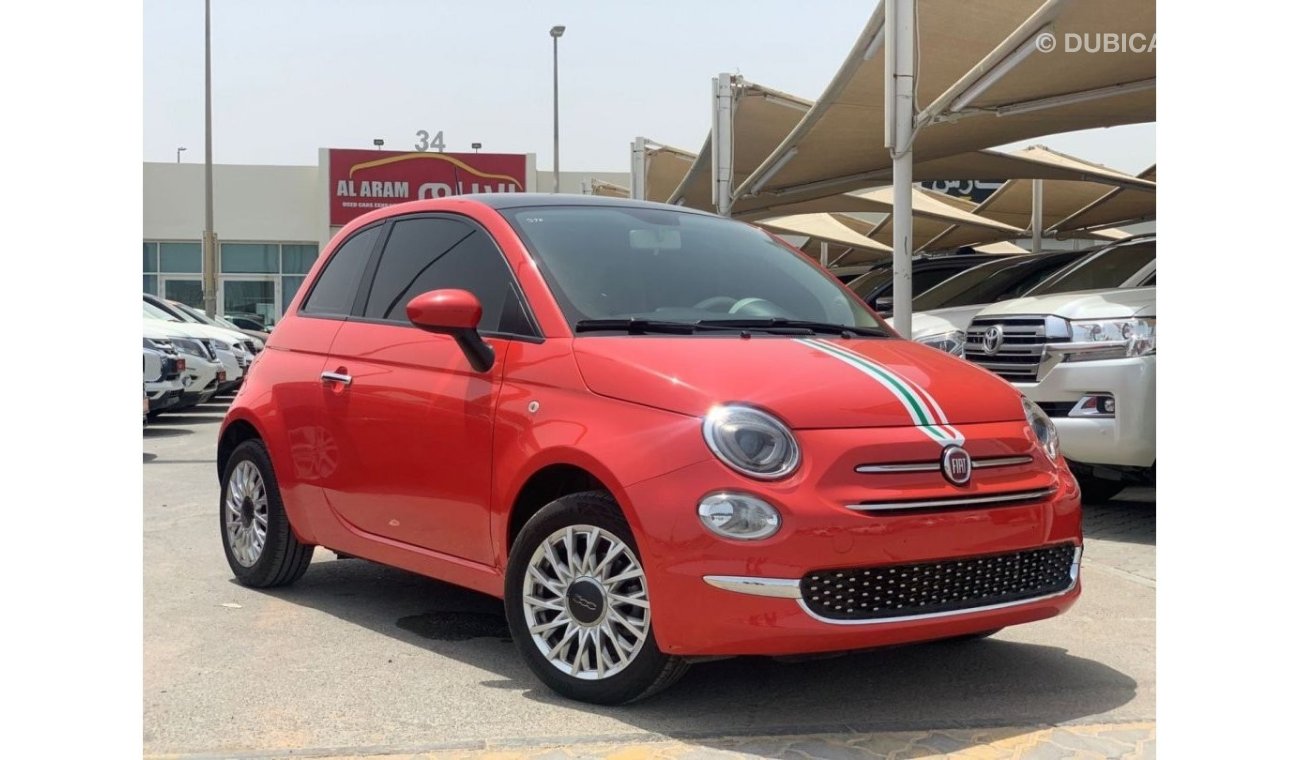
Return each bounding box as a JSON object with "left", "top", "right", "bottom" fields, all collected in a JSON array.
[{"left": 798, "top": 338, "right": 965, "bottom": 446}]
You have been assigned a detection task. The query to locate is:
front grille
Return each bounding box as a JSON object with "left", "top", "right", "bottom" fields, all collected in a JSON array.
[
  {"left": 965, "top": 317, "right": 1048, "bottom": 382},
  {"left": 800, "top": 544, "right": 1077, "bottom": 621}
]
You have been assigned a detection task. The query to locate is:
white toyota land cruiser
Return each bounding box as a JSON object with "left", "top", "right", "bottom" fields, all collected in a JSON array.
[{"left": 962, "top": 245, "right": 1156, "bottom": 502}]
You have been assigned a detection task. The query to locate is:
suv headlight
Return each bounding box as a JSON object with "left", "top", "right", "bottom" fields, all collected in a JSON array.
[
  {"left": 170, "top": 337, "right": 206, "bottom": 358},
  {"left": 1022, "top": 397, "right": 1060, "bottom": 460},
  {"left": 703, "top": 405, "right": 800, "bottom": 480},
  {"left": 210, "top": 339, "right": 232, "bottom": 352},
  {"left": 1061, "top": 317, "right": 1155, "bottom": 361},
  {"left": 916, "top": 330, "right": 965, "bottom": 356}
]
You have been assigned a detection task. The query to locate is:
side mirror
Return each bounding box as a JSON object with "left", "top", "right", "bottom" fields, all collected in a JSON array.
[
  {"left": 874, "top": 296, "right": 894, "bottom": 315},
  {"left": 406, "top": 289, "right": 495, "bottom": 372}
]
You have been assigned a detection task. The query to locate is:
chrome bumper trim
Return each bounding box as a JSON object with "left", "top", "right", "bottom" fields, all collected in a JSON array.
[
  {"left": 703, "top": 547, "right": 1082, "bottom": 625},
  {"left": 856, "top": 455, "right": 1033, "bottom": 474},
  {"left": 702, "top": 575, "right": 802, "bottom": 598},
  {"left": 847, "top": 486, "right": 1056, "bottom": 512}
]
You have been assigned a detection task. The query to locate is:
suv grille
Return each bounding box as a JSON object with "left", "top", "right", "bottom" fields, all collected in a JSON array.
[
  {"left": 800, "top": 544, "right": 1077, "bottom": 621},
  {"left": 965, "top": 317, "right": 1048, "bottom": 382}
]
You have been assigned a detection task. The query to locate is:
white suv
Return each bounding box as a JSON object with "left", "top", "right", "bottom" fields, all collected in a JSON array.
[
  {"left": 964, "top": 281, "right": 1156, "bottom": 501},
  {"left": 142, "top": 301, "right": 248, "bottom": 391}
]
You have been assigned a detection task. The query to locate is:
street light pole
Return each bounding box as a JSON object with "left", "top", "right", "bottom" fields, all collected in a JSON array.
[
  {"left": 177, "top": 146, "right": 187, "bottom": 163},
  {"left": 202, "top": 0, "right": 218, "bottom": 317},
  {"left": 550, "top": 25, "right": 565, "bottom": 194}
]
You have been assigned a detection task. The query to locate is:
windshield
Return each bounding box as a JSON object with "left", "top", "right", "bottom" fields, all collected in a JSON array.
[
  {"left": 142, "top": 302, "right": 180, "bottom": 322},
  {"left": 847, "top": 268, "right": 893, "bottom": 300},
  {"left": 174, "top": 302, "right": 219, "bottom": 326},
  {"left": 504, "top": 206, "right": 884, "bottom": 332},
  {"left": 1029, "top": 241, "right": 1156, "bottom": 295},
  {"left": 913, "top": 252, "right": 1082, "bottom": 310}
]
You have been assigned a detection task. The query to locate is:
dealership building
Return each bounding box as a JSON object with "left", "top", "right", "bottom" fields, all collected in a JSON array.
[{"left": 143, "top": 148, "right": 630, "bottom": 325}]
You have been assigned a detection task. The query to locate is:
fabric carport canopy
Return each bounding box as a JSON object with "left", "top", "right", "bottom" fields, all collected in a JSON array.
[{"left": 729, "top": 0, "right": 1155, "bottom": 216}]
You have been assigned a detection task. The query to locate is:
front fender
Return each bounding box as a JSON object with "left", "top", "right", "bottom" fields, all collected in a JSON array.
[{"left": 490, "top": 340, "right": 712, "bottom": 565}]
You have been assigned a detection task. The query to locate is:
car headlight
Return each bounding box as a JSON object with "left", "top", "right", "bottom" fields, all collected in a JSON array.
[
  {"left": 210, "top": 339, "right": 232, "bottom": 352},
  {"left": 702, "top": 405, "right": 800, "bottom": 480},
  {"left": 1022, "top": 397, "right": 1060, "bottom": 460},
  {"left": 697, "top": 492, "right": 781, "bottom": 540},
  {"left": 170, "top": 337, "right": 206, "bottom": 358},
  {"left": 916, "top": 330, "right": 965, "bottom": 356},
  {"left": 1062, "top": 318, "right": 1155, "bottom": 361}
]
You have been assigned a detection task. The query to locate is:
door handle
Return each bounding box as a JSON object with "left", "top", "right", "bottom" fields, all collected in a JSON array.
[{"left": 320, "top": 371, "right": 352, "bottom": 386}]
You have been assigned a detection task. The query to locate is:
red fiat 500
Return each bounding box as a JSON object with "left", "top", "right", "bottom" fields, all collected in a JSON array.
[{"left": 218, "top": 194, "right": 1081, "bottom": 704}]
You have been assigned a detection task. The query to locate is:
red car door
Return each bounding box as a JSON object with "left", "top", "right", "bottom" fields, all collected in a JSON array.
[{"left": 317, "top": 214, "right": 537, "bottom": 565}]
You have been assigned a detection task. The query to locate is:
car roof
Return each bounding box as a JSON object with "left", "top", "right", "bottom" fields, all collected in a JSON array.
[{"left": 460, "top": 192, "right": 716, "bottom": 216}]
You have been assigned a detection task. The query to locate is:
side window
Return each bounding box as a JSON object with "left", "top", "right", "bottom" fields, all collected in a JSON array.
[
  {"left": 301, "top": 226, "right": 380, "bottom": 316},
  {"left": 362, "top": 216, "right": 530, "bottom": 335}
]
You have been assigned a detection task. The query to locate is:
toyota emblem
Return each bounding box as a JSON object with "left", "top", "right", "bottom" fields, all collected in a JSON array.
[
  {"left": 983, "top": 325, "right": 1004, "bottom": 354},
  {"left": 941, "top": 446, "right": 972, "bottom": 486}
]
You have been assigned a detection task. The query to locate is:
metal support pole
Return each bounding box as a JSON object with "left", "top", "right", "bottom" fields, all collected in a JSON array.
[
  {"left": 711, "top": 74, "right": 735, "bottom": 217},
  {"left": 1031, "top": 178, "right": 1044, "bottom": 254},
  {"left": 819, "top": 241, "right": 830, "bottom": 267},
  {"left": 202, "top": 0, "right": 218, "bottom": 317},
  {"left": 630, "top": 137, "right": 647, "bottom": 200},
  {"left": 552, "top": 34, "right": 560, "bottom": 193},
  {"left": 885, "top": 0, "right": 916, "bottom": 338}
]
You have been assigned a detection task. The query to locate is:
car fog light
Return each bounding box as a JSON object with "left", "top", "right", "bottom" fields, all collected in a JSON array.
[{"left": 697, "top": 492, "right": 781, "bottom": 540}]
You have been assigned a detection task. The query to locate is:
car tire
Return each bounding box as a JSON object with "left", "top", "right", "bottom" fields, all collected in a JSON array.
[
  {"left": 1077, "top": 475, "right": 1126, "bottom": 503},
  {"left": 219, "top": 439, "right": 314, "bottom": 588},
  {"left": 505, "top": 491, "right": 689, "bottom": 705}
]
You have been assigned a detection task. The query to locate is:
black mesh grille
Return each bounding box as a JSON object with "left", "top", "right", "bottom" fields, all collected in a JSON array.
[
  {"left": 801, "top": 544, "right": 1077, "bottom": 621},
  {"left": 1037, "top": 401, "right": 1076, "bottom": 418}
]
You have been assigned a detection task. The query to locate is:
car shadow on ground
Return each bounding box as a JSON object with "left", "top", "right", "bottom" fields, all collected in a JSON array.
[
  {"left": 1082, "top": 488, "right": 1155, "bottom": 546},
  {"left": 254, "top": 556, "right": 1139, "bottom": 753},
  {"left": 143, "top": 426, "right": 191, "bottom": 438}
]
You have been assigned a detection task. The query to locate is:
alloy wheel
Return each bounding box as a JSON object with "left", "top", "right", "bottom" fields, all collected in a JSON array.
[
  {"left": 224, "top": 459, "right": 269, "bottom": 567},
  {"left": 521, "top": 524, "right": 651, "bottom": 680}
]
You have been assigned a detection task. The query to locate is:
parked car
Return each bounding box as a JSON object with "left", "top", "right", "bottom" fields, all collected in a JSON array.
[
  {"left": 845, "top": 253, "right": 1001, "bottom": 314},
  {"left": 962, "top": 239, "right": 1156, "bottom": 501},
  {"left": 899, "top": 250, "right": 1092, "bottom": 354},
  {"left": 142, "top": 322, "right": 224, "bottom": 411},
  {"left": 224, "top": 313, "right": 268, "bottom": 332},
  {"left": 169, "top": 300, "right": 270, "bottom": 347},
  {"left": 143, "top": 342, "right": 186, "bottom": 417},
  {"left": 144, "top": 293, "right": 265, "bottom": 354},
  {"left": 143, "top": 300, "right": 247, "bottom": 393},
  {"left": 218, "top": 195, "right": 1081, "bottom": 705}
]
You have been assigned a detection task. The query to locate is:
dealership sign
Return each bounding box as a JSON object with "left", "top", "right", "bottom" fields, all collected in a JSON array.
[{"left": 328, "top": 149, "right": 526, "bottom": 225}]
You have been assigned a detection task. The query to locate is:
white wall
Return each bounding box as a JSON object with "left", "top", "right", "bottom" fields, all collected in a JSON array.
[
  {"left": 144, "top": 163, "right": 322, "bottom": 244},
  {"left": 537, "top": 170, "right": 631, "bottom": 195}
]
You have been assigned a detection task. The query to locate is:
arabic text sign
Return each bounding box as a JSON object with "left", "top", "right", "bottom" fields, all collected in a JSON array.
[
  {"left": 328, "top": 149, "right": 527, "bottom": 225},
  {"left": 920, "top": 179, "right": 1002, "bottom": 204}
]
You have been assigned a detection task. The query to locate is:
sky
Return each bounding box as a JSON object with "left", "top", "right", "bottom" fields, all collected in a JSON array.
[{"left": 144, "top": 0, "right": 1155, "bottom": 174}]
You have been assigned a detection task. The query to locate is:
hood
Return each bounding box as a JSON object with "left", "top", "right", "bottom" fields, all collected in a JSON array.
[
  {"left": 889, "top": 304, "right": 990, "bottom": 340},
  {"left": 977, "top": 287, "right": 1156, "bottom": 321},
  {"left": 572, "top": 336, "right": 1025, "bottom": 429},
  {"left": 143, "top": 317, "right": 244, "bottom": 345}
]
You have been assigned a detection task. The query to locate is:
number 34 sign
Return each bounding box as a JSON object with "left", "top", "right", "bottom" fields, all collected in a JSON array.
[{"left": 414, "top": 130, "right": 445, "bottom": 152}]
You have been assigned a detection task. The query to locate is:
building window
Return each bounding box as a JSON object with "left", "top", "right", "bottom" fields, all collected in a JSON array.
[
  {"left": 221, "top": 243, "right": 279, "bottom": 273},
  {"left": 281, "top": 244, "right": 317, "bottom": 274},
  {"left": 143, "top": 242, "right": 158, "bottom": 273},
  {"left": 159, "top": 242, "right": 202, "bottom": 273},
  {"left": 144, "top": 274, "right": 157, "bottom": 294}
]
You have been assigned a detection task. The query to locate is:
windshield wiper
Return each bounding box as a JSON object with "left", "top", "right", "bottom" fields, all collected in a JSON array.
[
  {"left": 574, "top": 318, "right": 700, "bottom": 335},
  {"left": 696, "top": 318, "right": 890, "bottom": 337}
]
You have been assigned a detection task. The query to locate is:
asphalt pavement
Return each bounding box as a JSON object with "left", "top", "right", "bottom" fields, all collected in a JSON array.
[{"left": 144, "top": 395, "right": 1155, "bottom": 759}]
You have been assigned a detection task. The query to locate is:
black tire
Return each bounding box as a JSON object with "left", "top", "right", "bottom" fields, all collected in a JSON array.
[
  {"left": 505, "top": 491, "right": 689, "bottom": 705},
  {"left": 219, "top": 439, "right": 314, "bottom": 588},
  {"left": 1077, "top": 475, "right": 1126, "bottom": 503}
]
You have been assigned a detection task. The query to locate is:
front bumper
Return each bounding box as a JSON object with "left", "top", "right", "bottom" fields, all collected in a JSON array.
[
  {"left": 624, "top": 422, "right": 1082, "bottom": 657},
  {"left": 1016, "top": 355, "right": 1155, "bottom": 468}
]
